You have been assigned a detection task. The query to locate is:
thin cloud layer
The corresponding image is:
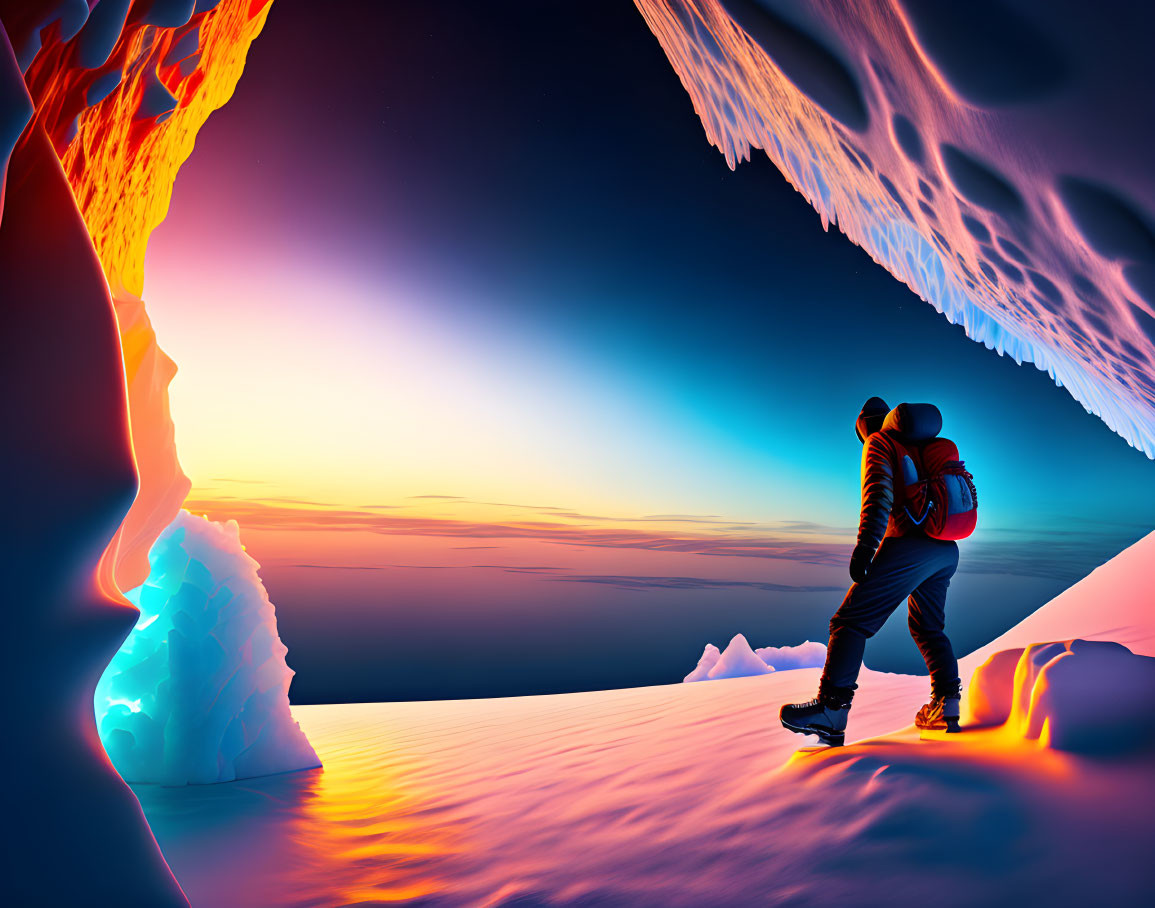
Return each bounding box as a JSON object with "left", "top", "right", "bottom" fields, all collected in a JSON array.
[
  {"left": 547, "top": 574, "right": 844, "bottom": 593},
  {"left": 184, "top": 496, "right": 853, "bottom": 565},
  {"left": 184, "top": 494, "right": 1146, "bottom": 582}
]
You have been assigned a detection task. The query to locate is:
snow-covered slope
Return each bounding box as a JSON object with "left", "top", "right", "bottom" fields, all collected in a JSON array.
[
  {"left": 139, "top": 533, "right": 1155, "bottom": 906},
  {"left": 634, "top": 0, "right": 1155, "bottom": 455},
  {"left": 961, "top": 528, "right": 1155, "bottom": 668}
]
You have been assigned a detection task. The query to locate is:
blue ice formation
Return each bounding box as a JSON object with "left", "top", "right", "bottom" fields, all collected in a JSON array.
[
  {"left": 636, "top": 0, "right": 1155, "bottom": 455},
  {"left": 95, "top": 510, "right": 320, "bottom": 785}
]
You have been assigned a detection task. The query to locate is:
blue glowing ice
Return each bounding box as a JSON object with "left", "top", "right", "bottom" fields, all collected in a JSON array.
[{"left": 95, "top": 510, "right": 319, "bottom": 785}]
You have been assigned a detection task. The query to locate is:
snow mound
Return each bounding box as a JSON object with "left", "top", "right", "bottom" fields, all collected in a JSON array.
[
  {"left": 704, "top": 633, "right": 774, "bottom": 679},
  {"left": 756, "top": 639, "right": 827, "bottom": 670},
  {"left": 684, "top": 634, "right": 825, "bottom": 681},
  {"left": 95, "top": 510, "right": 320, "bottom": 785},
  {"left": 967, "top": 639, "right": 1155, "bottom": 754},
  {"left": 636, "top": 0, "right": 1155, "bottom": 455}
]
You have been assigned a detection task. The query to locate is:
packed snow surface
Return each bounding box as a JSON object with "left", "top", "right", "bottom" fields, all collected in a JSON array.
[
  {"left": 96, "top": 510, "right": 319, "bottom": 785},
  {"left": 634, "top": 0, "right": 1155, "bottom": 455},
  {"left": 138, "top": 532, "right": 1155, "bottom": 905},
  {"left": 684, "top": 634, "right": 825, "bottom": 680}
]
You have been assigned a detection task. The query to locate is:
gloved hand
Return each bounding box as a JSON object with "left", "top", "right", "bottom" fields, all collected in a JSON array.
[{"left": 849, "top": 543, "right": 875, "bottom": 583}]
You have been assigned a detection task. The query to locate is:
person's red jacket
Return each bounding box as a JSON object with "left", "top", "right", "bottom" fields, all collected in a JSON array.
[{"left": 856, "top": 403, "right": 945, "bottom": 554}]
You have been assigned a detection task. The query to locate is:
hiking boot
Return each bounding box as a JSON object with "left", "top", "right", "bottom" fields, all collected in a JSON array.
[
  {"left": 780, "top": 685, "right": 854, "bottom": 746},
  {"left": 916, "top": 680, "right": 962, "bottom": 733}
]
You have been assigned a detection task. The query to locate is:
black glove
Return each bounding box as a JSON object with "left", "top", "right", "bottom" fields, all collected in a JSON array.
[{"left": 849, "top": 543, "right": 875, "bottom": 583}]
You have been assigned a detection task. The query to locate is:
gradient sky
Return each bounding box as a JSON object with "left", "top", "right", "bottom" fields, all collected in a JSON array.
[{"left": 141, "top": 1, "right": 1155, "bottom": 701}]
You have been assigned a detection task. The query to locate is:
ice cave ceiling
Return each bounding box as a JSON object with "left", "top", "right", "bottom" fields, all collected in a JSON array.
[{"left": 635, "top": 0, "right": 1155, "bottom": 456}]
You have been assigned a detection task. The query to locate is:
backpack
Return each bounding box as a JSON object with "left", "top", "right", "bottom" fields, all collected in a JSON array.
[{"left": 895, "top": 437, "right": 978, "bottom": 540}]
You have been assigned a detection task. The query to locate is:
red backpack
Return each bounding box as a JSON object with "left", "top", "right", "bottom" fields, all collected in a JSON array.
[{"left": 895, "top": 436, "right": 978, "bottom": 540}]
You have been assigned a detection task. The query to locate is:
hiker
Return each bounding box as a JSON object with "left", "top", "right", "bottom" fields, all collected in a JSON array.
[{"left": 780, "top": 397, "right": 977, "bottom": 746}]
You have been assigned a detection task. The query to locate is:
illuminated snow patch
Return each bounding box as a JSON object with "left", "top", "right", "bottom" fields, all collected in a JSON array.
[
  {"left": 96, "top": 510, "right": 319, "bottom": 785},
  {"left": 967, "top": 639, "right": 1155, "bottom": 753}
]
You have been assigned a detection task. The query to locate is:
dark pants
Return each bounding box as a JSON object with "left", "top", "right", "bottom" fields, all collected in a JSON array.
[{"left": 822, "top": 535, "right": 960, "bottom": 693}]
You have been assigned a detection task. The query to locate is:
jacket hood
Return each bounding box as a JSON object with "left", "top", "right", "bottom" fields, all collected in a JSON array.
[
  {"left": 882, "top": 402, "right": 942, "bottom": 441},
  {"left": 855, "top": 396, "right": 890, "bottom": 442}
]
